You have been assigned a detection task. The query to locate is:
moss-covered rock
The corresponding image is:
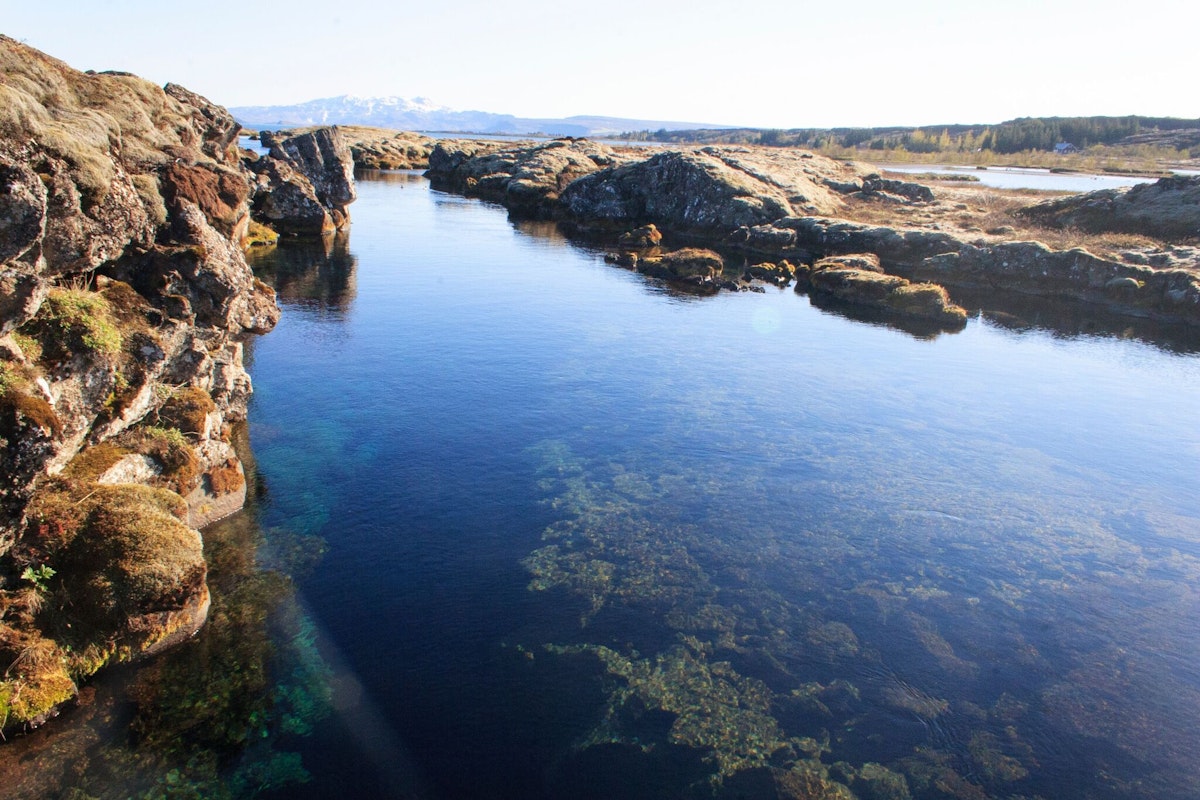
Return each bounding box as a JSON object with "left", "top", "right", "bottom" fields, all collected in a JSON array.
[{"left": 2, "top": 469, "right": 208, "bottom": 733}]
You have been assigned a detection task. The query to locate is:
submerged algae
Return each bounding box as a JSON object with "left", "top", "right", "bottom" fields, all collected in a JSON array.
[
  {"left": 520, "top": 438, "right": 1200, "bottom": 799},
  {"left": 0, "top": 503, "right": 333, "bottom": 800}
]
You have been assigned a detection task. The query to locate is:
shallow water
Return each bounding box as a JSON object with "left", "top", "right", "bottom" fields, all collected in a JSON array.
[{"left": 5, "top": 171, "right": 1200, "bottom": 799}]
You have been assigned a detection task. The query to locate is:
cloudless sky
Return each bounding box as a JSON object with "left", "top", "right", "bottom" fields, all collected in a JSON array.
[{"left": 3, "top": 0, "right": 1196, "bottom": 128}]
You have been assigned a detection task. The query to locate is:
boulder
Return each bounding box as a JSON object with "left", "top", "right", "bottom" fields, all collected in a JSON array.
[
  {"left": 254, "top": 127, "right": 357, "bottom": 234},
  {"left": 618, "top": 223, "right": 663, "bottom": 248},
  {"left": 861, "top": 174, "right": 935, "bottom": 203},
  {"left": 637, "top": 248, "right": 725, "bottom": 286},
  {"left": 799, "top": 257, "right": 967, "bottom": 326},
  {"left": 745, "top": 261, "right": 795, "bottom": 286},
  {"left": 559, "top": 146, "right": 861, "bottom": 236}
]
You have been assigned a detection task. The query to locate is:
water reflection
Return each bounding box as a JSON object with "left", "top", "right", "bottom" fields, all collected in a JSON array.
[
  {"left": 250, "top": 231, "right": 358, "bottom": 314},
  {"left": 951, "top": 286, "right": 1200, "bottom": 354}
]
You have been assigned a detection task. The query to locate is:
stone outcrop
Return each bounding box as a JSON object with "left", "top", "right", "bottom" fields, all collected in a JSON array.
[
  {"left": 0, "top": 36, "right": 307, "bottom": 734},
  {"left": 421, "top": 136, "right": 1200, "bottom": 326},
  {"left": 797, "top": 254, "right": 968, "bottom": 325},
  {"left": 558, "top": 146, "right": 863, "bottom": 235},
  {"left": 733, "top": 216, "right": 1200, "bottom": 323},
  {"left": 426, "top": 138, "right": 627, "bottom": 217},
  {"left": 251, "top": 127, "right": 357, "bottom": 235},
  {"left": 1017, "top": 174, "right": 1200, "bottom": 241},
  {"left": 332, "top": 125, "right": 435, "bottom": 170}
]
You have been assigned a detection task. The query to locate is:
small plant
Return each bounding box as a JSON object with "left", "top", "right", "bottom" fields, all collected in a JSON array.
[
  {"left": 20, "top": 564, "right": 55, "bottom": 592},
  {"left": 21, "top": 287, "right": 122, "bottom": 361}
]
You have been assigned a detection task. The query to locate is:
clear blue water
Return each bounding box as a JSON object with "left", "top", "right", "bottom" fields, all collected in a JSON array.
[
  {"left": 5, "top": 170, "right": 1200, "bottom": 799},
  {"left": 244, "top": 172, "right": 1200, "bottom": 799}
]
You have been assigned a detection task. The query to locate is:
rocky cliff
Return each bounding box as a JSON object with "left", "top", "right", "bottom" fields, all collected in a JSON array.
[{"left": 0, "top": 37, "right": 353, "bottom": 733}]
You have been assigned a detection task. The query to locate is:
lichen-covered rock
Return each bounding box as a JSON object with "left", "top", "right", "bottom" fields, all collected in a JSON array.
[
  {"left": 559, "top": 147, "right": 862, "bottom": 236},
  {"left": 1019, "top": 174, "right": 1200, "bottom": 241},
  {"left": 251, "top": 127, "right": 357, "bottom": 235},
  {"left": 560, "top": 150, "right": 791, "bottom": 234}
]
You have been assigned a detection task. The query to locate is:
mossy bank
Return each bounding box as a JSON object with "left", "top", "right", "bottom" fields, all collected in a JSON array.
[{"left": 0, "top": 36, "right": 354, "bottom": 734}]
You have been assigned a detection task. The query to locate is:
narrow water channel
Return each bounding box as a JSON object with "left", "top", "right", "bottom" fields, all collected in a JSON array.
[{"left": 4, "top": 170, "right": 1199, "bottom": 800}]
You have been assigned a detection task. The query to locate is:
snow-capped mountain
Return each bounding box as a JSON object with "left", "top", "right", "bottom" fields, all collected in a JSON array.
[{"left": 230, "top": 95, "right": 722, "bottom": 137}]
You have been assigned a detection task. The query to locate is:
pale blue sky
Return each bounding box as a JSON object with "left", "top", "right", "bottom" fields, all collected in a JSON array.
[{"left": 3, "top": 0, "right": 1196, "bottom": 127}]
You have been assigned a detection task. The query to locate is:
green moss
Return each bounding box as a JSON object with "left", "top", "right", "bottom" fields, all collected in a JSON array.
[
  {"left": 22, "top": 287, "right": 122, "bottom": 362},
  {"left": 0, "top": 629, "right": 76, "bottom": 729},
  {"left": 8, "top": 331, "right": 42, "bottom": 362},
  {"left": 118, "top": 425, "right": 202, "bottom": 494},
  {"left": 244, "top": 219, "right": 279, "bottom": 248}
]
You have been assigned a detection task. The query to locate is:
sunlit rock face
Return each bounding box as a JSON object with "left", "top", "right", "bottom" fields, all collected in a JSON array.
[
  {"left": 0, "top": 35, "right": 306, "bottom": 734},
  {"left": 256, "top": 127, "right": 357, "bottom": 234}
]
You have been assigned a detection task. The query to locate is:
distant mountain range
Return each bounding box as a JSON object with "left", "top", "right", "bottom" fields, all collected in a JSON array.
[{"left": 229, "top": 95, "right": 726, "bottom": 137}]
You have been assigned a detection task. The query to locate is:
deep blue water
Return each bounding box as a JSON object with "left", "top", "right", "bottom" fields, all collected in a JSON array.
[
  {"left": 5, "top": 169, "right": 1199, "bottom": 799},
  {"left": 237, "top": 172, "right": 1200, "bottom": 799}
]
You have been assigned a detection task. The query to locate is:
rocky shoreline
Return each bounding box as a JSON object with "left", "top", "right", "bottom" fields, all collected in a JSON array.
[
  {"left": 415, "top": 137, "right": 1200, "bottom": 328},
  {"left": 0, "top": 37, "right": 356, "bottom": 734}
]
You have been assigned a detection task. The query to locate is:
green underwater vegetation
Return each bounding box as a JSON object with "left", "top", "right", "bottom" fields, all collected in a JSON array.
[
  {"left": 0, "top": 504, "right": 333, "bottom": 800},
  {"left": 520, "top": 438, "right": 1200, "bottom": 799}
]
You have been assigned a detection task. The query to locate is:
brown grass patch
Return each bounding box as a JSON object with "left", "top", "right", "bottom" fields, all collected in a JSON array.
[
  {"left": 208, "top": 459, "right": 245, "bottom": 496},
  {"left": 156, "top": 387, "right": 216, "bottom": 437}
]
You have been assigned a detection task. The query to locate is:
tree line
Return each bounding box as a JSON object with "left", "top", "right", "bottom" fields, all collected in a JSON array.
[{"left": 621, "top": 116, "right": 1200, "bottom": 155}]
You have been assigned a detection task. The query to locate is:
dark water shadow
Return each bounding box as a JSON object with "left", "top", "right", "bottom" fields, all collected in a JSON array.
[
  {"left": 947, "top": 285, "right": 1200, "bottom": 354},
  {"left": 250, "top": 230, "right": 358, "bottom": 313}
]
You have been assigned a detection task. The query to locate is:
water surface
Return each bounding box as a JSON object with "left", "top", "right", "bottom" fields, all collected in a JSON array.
[{"left": 246, "top": 172, "right": 1200, "bottom": 799}]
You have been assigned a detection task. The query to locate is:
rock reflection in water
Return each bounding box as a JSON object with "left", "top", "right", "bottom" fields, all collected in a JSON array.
[{"left": 250, "top": 230, "right": 358, "bottom": 313}]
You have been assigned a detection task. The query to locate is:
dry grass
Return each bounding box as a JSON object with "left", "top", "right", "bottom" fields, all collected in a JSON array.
[
  {"left": 156, "top": 387, "right": 216, "bottom": 437},
  {"left": 838, "top": 185, "right": 1169, "bottom": 259}
]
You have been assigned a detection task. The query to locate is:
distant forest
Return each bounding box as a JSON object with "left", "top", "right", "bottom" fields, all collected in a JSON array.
[{"left": 620, "top": 116, "right": 1200, "bottom": 155}]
